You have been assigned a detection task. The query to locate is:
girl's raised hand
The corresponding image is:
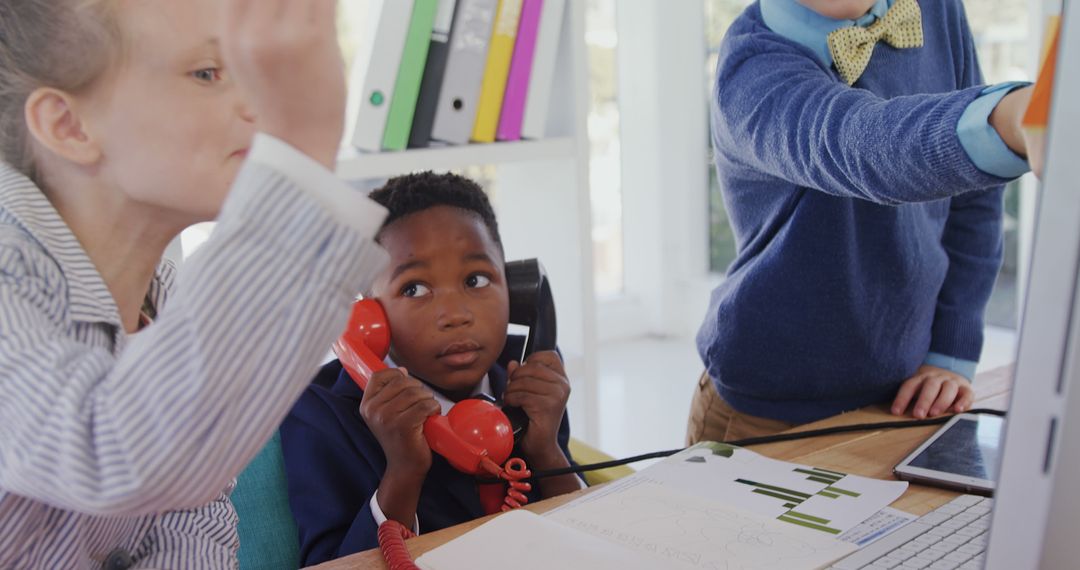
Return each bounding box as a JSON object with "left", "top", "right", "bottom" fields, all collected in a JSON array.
[{"left": 221, "top": 0, "right": 345, "bottom": 169}]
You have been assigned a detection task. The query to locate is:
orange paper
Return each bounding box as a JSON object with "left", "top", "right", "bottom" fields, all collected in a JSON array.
[{"left": 1023, "top": 16, "right": 1061, "bottom": 130}]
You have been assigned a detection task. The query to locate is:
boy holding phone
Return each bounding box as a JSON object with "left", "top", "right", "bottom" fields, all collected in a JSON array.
[{"left": 280, "top": 172, "right": 583, "bottom": 566}]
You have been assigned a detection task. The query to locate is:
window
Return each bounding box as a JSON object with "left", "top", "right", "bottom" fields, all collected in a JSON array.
[
  {"left": 586, "top": 0, "right": 624, "bottom": 297},
  {"left": 966, "top": 0, "right": 1031, "bottom": 329},
  {"left": 703, "top": 0, "right": 750, "bottom": 274}
]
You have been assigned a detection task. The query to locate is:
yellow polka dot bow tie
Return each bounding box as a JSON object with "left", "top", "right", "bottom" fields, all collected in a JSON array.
[{"left": 827, "top": 0, "right": 924, "bottom": 85}]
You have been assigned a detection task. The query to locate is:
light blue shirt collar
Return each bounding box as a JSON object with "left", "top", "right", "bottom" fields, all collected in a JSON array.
[{"left": 760, "top": 0, "right": 892, "bottom": 67}]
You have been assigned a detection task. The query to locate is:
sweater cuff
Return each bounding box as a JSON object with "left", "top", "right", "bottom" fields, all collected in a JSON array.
[
  {"left": 957, "top": 82, "right": 1032, "bottom": 179},
  {"left": 928, "top": 311, "right": 985, "bottom": 363},
  {"left": 923, "top": 352, "right": 978, "bottom": 381},
  {"left": 924, "top": 85, "right": 1016, "bottom": 191}
]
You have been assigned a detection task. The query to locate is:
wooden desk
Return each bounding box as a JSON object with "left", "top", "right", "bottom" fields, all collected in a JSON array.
[{"left": 310, "top": 366, "right": 1013, "bottom": 569}]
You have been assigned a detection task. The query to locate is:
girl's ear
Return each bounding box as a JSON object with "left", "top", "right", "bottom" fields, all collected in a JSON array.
[{"left": 23, "top": 87, "right": 102, "bottom": 167}]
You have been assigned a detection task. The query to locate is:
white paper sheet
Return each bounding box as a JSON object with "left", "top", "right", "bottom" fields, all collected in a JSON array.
[
  {"left": 551, "top": 443, "right": 908, "bottom": 537},
  {"left": 547, "top": 482, "right": 857, "bottom": 570},
  {"left": 415, "top": 509, "right": 671, "bottom": 570},
  {"left": 416, "top": 484, "right": 856, "bottom": 570}
]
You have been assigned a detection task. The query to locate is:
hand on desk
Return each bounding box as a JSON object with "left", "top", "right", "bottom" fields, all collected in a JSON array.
[{"left": 891, "top": 365, "right": 974, "bottom": 419}]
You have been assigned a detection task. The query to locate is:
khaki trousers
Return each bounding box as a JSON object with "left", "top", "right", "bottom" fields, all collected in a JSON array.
[{"left": 685, "top": 370, "right": 795, "bottom": 444}]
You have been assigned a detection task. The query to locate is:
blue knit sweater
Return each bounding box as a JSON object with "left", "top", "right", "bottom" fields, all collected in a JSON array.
[{"left": 696, "top": 0, "right": 1011, "bottom": 423}]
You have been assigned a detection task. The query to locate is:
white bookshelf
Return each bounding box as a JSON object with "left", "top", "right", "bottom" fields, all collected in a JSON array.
[
  {"left": 335, "top": 137, "right": 577, "bottom": 180},
  {"left": 335, "top": 0, "right": 599, "bottom": 442}
]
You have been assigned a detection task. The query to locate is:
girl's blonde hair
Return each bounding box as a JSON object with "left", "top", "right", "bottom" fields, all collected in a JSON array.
[{"left": 0, "top": 0, "right": 119, "bottom": 184}]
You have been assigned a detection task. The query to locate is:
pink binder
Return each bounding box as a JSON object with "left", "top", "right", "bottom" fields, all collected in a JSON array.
[{"left": 495, "top": 0, "right": 543, "bottom": 141}]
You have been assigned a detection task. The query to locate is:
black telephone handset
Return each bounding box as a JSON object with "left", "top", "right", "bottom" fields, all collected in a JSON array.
[{"left": 500, "top": 259, "right": 558, "bottom": 441}]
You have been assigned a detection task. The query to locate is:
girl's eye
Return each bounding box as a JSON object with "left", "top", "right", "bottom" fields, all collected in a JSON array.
[
  {"left": 401, "top": 283, "right": 431, "bottom": 298},
  {"left": 466, "top": 274, "right": 492, "bottom": 288},
  {"left": 191, "top": 68, "right": 221, "bottom": 83}
]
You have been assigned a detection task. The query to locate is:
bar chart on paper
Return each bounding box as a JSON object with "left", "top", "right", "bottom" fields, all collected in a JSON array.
[
  {"left": 737, "top": 466, "right": 867, "bottom": 533},
  {"left": 551, "top": 442, "right": 908, "bottom": 537}
]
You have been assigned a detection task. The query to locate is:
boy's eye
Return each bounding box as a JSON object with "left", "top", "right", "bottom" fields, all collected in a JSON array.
[
  {"left": 401, "top": 283, "right": 431, "bottom": 298},
  {"left": 466, "top": 274, "right": 491, "bottom": 288},
  {"left": 191, "top": 68, "right": 222, "bottom": 83}
]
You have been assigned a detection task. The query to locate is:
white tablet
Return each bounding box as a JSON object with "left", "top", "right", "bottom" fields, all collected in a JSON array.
[{"left": 893, "top": 413, "right": 1005, "bottom": 496}]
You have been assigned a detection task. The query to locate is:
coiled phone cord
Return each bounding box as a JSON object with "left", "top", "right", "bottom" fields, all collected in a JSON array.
[
  {"left": 377, "top": 520, "right": 417, "bottom": 570},
  {"left": 377, "top": 456, "right": 532, "bottom": 570},
  {"left": 481, "top": 456, "right": 533, "bottom": 510}
]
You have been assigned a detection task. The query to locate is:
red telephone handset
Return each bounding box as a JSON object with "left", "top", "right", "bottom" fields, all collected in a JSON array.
[{"left": 332, "top": 298, "right": 517, "bottom": 475}]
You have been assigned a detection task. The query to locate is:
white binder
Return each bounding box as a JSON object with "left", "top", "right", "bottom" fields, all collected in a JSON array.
[
  {"left": 349, "top": 0, "right": 416, "bottom": 152},
  {"left": 520, "top": 0, "right": 566, "bottom": 140},
  {"left": 430, "top": 0, "right": 499, "bottom": 145}
]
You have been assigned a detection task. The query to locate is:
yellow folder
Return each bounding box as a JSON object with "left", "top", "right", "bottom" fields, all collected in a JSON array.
[{"left": 471, "top": 0, "right": 524, "bottom": 143}]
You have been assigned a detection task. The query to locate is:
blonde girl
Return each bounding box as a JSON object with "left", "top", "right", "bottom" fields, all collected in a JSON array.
[{"left": 0, "top": 0, "right": 386, "bottom": 566}]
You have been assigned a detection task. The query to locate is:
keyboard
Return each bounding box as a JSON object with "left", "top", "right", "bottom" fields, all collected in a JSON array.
[{"left": 829, "top": 494, "right": 992, "bottom": 570}]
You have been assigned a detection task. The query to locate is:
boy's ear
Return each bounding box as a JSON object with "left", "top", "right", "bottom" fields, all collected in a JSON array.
[{"left": 23, "top": 87, "right": 102, "bottom": 167}]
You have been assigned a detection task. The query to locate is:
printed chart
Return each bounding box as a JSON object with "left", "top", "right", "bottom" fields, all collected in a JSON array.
[{"left": 551, "top": 442, "right": 907, "bottom": 538}]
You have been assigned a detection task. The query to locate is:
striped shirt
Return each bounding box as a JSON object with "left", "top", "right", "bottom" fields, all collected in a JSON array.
[{"left": 0, "top": 134, "right": 388, "bottom": 569}]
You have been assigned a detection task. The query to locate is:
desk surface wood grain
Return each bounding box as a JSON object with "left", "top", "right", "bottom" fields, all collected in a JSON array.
[{"left": 308, "top": 365, "right": 1013, "bottom": 569}]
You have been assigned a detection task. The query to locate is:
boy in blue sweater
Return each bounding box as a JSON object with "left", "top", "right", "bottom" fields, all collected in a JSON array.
[
  {"left": 281, "top": 172, "right": 583, "bottom": 565},
  {"left": 689, "top": 0, "right": 1037, "bottom": 442}
]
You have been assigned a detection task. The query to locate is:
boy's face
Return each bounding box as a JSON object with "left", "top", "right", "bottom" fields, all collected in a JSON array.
[
  {"left": 372, "top": 205, "right": 510, "bottom": 399},
  {"left": 81, "top": 0, "right": 255, "bottom": 226}
]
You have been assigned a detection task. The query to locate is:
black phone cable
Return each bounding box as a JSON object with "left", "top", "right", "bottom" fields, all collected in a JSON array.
[{"left": 503, "top": 408, "right": 1006, "bottom": 483}]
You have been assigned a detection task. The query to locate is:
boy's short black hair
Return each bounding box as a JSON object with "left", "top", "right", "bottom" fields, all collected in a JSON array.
[{"left": 368, "top": 171, "right": 503, "bottom": 253}]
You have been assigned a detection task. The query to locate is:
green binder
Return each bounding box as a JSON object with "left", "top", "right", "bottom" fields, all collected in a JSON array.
[{"left": 383, "top": 0, "right": 440, "bottom": 151}]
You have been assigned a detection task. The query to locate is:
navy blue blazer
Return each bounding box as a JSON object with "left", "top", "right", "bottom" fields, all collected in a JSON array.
[{"left": 281, "top": 359, "right": 575, "bottom": 566}]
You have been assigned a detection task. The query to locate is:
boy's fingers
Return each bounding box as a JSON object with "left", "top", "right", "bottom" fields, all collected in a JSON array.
[
  {"left": 891, "top": 376, "right": 924, "bottom": 415},
  {"left": 365, "top": 385, "right": 436, "bottom": 423},
  {"left": 953, "top": 386, "right": 976, "bottom": 413},
  {"left": 913, "top": 377, "right": 945, "bottom": 419},
  {"left": 928, "top": 381, "right": 959, "bottom": 416},
  {"left": 511, "top": 361, "right": 565, "bottom": 384},
  {"left": 365, "top": 370, "right": 420, "bottom": 405},
  {"left": 400, "top": 396, "right": 441, "bottom": 421},
  {"left": 505, "top": 383, "right": 560, "bottom": 402},
  {"left": 523, "top": 350, "right": 562, "bottom": 369},
  {"left": 367, "top": 369, "right": 406, "bottom": 392}
]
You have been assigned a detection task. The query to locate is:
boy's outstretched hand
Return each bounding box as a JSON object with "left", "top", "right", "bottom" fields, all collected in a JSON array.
[
  {"left": 989, "top": 84, "right": 1032, "bottom": 169},
  {"left": 504, "top": 351, "right": 572, "bottom": 466},
  {"left": 891, "top": 364, "right": 975, "bottom": 419}
]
